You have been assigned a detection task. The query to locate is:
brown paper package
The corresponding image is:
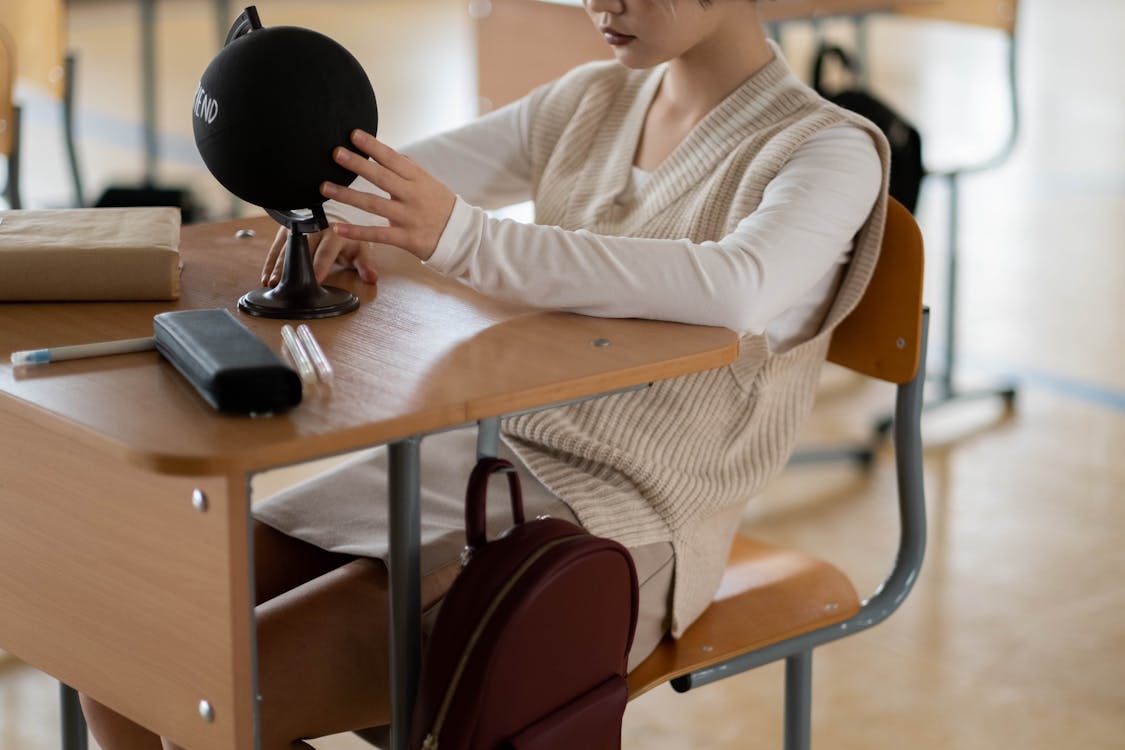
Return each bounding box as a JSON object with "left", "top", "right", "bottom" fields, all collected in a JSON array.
[{"left": 0, "top": 207, "right": 182, "bottom": 300}]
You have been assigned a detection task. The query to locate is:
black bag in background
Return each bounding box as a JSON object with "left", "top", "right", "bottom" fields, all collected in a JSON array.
[{"left": 812, "top": 43, "right": 926, "bottom": 214}]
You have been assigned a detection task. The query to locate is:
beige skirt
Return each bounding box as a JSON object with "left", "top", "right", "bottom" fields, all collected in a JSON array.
[{"left": 253, "top": 428, "right": 673, "bottom": 671}]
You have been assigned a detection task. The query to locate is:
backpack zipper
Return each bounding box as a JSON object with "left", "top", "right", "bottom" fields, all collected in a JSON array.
[{"left": 422, "top": 534, "right": 581, "bottom": 749}]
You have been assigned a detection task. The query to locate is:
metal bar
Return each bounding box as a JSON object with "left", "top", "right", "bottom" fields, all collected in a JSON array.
[
  {"left": 387, "top": 437, "right": 422, "bottom": 750},
  {"left": 783, "top": 652, "right": 813, "bottom": 750},
  {"left": 246, "top": 474, "right": 262, "bottom": 750},
  {"left": 6, "top": 103, "right": 19, "bottom": 209},
  {"left": 59, "top": 682, "right": 88, "bottom": 750},
  {"left": 215, "top": 0, "right": 232, "bottom": 46},
  {"left": 476, "top": 416, "right": 500, "bottom": 459},
  {"left": 673, "top": 310, "right": 931, "bottom": 692},
  {"left": 139, "top": 0, "right": 158, "bottom": 185},
  {"left": 854, "top": 15, "right": 870, "bottom": 86},
  {"left": 787, "top": 445, "right": 873, "bottom": 467},
  {"left": 941, "top": 174, "right": 958, "bottom": 397},
  {"left": 62, "top": 55, "right": 84, "bottom": 207}
]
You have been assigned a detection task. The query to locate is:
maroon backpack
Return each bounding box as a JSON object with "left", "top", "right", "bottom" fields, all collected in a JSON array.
[{"left": 411, "top": 457, "right": 639, "bottom": 750}]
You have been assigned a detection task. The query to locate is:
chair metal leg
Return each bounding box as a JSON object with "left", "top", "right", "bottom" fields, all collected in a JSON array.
[
  {"left": 63, "top": 54, "right": 85, "bottom": 207},
  {"left": 788, "top": 444, "right": 875, "bottom": 469},
  {"left": 5, "top": 102, "right": 20, "bottom": 210},
  {"left": 784, "top": 651, "right": 813, "bottom": 750},
  {"left": 59, "top": 682, "right": 88, "bottom": 750}
]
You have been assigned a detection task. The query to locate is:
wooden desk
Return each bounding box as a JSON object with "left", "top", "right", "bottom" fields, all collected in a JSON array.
[
  {"left": 0, "top": 216, "right": 738, "bottom": 749},
  {"left": 477, "top": 0, "right": 936, "bottom": 109}
]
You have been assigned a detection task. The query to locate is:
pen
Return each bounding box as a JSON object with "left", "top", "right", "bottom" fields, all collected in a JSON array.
[
  {"left": 280, "top": 325, "right": 317, "bottom": 388},
  {"left": 11, "top": 336, "right": 157, "bottom": 366},
  {"left": 295, "top": 324, "right": 335, "bottom": 385}
]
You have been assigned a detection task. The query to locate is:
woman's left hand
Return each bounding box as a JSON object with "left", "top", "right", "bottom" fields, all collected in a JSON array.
[{"left": 320, "top": 130, "right": 456, "bottom": 262}]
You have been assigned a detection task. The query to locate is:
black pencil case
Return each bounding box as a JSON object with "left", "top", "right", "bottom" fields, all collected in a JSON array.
[{"left": 153, "top": 308, "right": 302, "bottom": 414}]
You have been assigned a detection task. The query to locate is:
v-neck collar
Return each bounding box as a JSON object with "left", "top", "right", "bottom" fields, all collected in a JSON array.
[{"left": 573, "top": 42, "right": 812, "bottom": 237}]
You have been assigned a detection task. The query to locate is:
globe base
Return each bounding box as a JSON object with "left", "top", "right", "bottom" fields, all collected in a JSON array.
[
  {"left": 238, "top": 285, "right": 359, "bottom": 319},
  {"left": 238, "top": 205, "right": 361, "bottom": 319}
]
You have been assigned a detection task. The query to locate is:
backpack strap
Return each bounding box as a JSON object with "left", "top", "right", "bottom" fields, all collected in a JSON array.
[
  {"left": 464, "top": 457, "right": 526, "bottom": 552},
  {"left": 811, "top": 42, "right": 860, "bottom": 95}
]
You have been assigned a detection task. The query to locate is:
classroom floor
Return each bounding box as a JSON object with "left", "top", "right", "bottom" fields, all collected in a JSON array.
[{"left": 3, "top": 0, "right": 1123, "bottom": 748}]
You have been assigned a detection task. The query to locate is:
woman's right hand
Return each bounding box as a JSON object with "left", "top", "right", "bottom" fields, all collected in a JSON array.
[{"left": 260, "top": 224, "right": 381, "bottom": 287}]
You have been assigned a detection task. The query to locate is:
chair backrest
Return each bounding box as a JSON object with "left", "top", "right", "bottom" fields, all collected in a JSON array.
[
  {"left": 0, "top": 23, "right": 13, "bottom": 159},
  {"left": 894, "top": 0, "right": 1018, "bottom": 35},
  {"left": 827, "top": 198, "right": 925, "bottom": 384}
]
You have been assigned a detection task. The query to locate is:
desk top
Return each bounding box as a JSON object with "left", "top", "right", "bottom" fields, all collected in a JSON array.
[{"left": 0, "top": 217, "right": 738, "bottom": 476}]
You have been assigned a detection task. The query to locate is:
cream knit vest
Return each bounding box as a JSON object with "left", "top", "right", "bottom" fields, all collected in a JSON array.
[{"left": 501, "top": 49, "right": 891, "bottom": 636}]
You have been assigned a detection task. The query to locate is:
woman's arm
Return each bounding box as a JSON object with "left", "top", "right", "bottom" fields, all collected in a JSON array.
[
  {"left": 422, "top": 125, "right": 882, "bottom": 336},
  {"left": 262, "top": 99, "right": 534, "bottom": 285}
]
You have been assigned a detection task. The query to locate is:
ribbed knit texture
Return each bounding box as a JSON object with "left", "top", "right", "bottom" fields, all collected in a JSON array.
[{"left": 502, "top": 49, "right": 891, "bottom": 635}]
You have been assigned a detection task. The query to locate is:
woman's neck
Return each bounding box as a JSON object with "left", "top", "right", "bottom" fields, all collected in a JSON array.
[
  {"left": 660, "top": 15, "right": 774, "bottom": 126},
  {"left": 633, "top": 10, "right": 775, "bottom": 172}
]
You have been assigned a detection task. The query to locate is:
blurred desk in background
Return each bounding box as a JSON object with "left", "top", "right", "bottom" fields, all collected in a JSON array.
[{"left": 475, "top": 0, "right": 937, "bottom": 109}]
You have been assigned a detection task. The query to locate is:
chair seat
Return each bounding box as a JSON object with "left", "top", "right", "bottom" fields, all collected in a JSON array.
[{"left": 627, "top": 534, "right": 861, "bottom": 699}]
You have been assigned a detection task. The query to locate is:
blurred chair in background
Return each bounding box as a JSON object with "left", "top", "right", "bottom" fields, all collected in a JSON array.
[
  {"left": 0, "top": 0, "right": 85, "bottom": 207},
  {"left": 880, "top": 0, "right": 1020, "bottom": 427},
  {"left": 0, "top": 21, "right": 20, "bottom": 209}
]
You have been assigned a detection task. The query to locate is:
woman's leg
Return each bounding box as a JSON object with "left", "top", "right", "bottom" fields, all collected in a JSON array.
[{"left": 81, "top": 521, "right": 359, "bottom": 750}]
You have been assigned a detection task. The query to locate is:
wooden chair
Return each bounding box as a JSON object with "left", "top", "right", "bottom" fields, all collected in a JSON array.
[
  {"left": 0, "top": 22, "right": 19, "bottom": 209},
  {"left": 627, "top": 197, "right": 929, "bottom": 750}
]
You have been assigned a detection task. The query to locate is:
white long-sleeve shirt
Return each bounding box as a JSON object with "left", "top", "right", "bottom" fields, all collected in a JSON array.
[{"left": 327, "top": 94, "right": 881, "bottom": 349}]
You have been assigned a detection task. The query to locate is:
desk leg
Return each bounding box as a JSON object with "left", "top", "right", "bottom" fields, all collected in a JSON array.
[
  {"left": 60, "top": 683, "right": 88, "bottom": 750},
  {"left": 387, "top": 438, "right": 422, "bottom": 750}
]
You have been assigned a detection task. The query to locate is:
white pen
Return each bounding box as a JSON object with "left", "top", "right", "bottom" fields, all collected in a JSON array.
[
  {"left": 11, "top": 336, "right": 157, "bottom": 366},
  {"left": 280, "top": 325, "right": 317, "bottom": 388},
  {"left": 296, "top": 324, "right": 334, "bottom": 385}
]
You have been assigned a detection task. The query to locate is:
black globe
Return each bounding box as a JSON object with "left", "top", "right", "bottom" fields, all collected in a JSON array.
[{"left": 193, "top": 25, "right": 379, "bottom": 212}]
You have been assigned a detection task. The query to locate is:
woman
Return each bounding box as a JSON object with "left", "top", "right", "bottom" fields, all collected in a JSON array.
[{"left": 82, "top": 0, "right": 888, "bottom": 747}]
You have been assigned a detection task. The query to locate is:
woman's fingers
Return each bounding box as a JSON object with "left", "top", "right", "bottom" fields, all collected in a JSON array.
[
  {"left": 332, "top": 222, "right": 408, "bottom": 250},
  {"left": 349, "top": 130, "right": 417, "bottom": 179},
  {"left": 332, "top": 147, "right": 409, "bottom": 197},
  {"left": 310, "top": 234, "right": 350, "bottom": 282},
  {"left": 324, "top": 132, "right": 455, "bottom": 261},
  {"left": 320, "top": 183, "right": 405, "bottom": 223},
  {"left": 261, "top": 226, "right": 289, "bottom": 285}
]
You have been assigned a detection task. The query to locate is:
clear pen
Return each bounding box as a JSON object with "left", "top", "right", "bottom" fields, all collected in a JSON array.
[
  {"left": 280, "top": 325, "right": 317, "bottom": 388},
  {"left": 295, "top": 324, "right": 334, "bottom": 385}
]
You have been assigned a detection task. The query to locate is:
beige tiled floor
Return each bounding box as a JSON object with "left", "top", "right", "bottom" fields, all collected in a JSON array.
[{"left": 3, "top": 0, "right": 1124, "bottom": 748}]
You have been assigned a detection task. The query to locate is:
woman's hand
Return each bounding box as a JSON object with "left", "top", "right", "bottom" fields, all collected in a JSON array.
[
  {"left": 260, "top": 225, "right": 380, "bottom": 287},
  {"left": 319, "top": 130, "right": 456, "bottom": 262}
]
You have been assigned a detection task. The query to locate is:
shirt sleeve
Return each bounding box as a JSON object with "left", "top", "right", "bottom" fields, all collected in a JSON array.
[{"left": 425, "top": 124, "right": 883, "bottom": 337}]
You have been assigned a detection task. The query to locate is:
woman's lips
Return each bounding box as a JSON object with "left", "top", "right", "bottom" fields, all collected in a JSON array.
[{"left": 600, "top": 27, "right": 636, "bottom": 46}]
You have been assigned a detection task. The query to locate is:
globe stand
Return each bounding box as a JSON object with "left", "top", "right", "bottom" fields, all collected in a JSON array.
[{"left": 238, "top": 206, "right": 359, "bottom": 319}]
